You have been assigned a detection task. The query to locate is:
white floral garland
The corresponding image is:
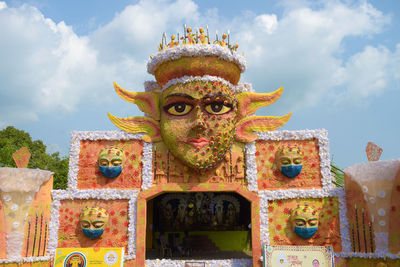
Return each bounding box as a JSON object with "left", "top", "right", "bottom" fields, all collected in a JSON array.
[
  {"left": 0, "top": 256, "right": 51, "bottom": 264},
  {"left": 141, "top": 142, "right": 154, "bottom": 191},
  {"left": 145, "top": 258, "right": 253, "bottom": 267},
  {"left": 334, "top": 251, "right": 400, "bottom": 259},
  {"left": 259, "top": 193, "right": 270, "bottom": 247},
  {"left": 245, "top": 142, "right": 258, "bottom": 192},
  {"left": 147, "top": 44, "right": 247, "bottom": 75},
  {"left": 48, "top": 189, "right": 139, "bottom": 260},
  {"left": 68, "top": 131, "right": 150, "bottom": 190},
  {"left": 255, "top": 129, "right": 333, "bottom": 190},
  {"left": 235, "top": 82, "right": 254, "bottom": 93},
  {"left": 145, "top": 78, "right": 253, "bottom": 94},
  {"left": 144, "top": 81, "right": 161, "bottom": 92}
]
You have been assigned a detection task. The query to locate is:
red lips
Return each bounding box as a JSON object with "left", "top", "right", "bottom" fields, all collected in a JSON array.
[{"left": 185, "top": 138, "right": 209, "bottom": 147}]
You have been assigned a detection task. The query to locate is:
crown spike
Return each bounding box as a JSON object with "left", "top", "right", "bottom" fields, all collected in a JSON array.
[
  {"left": 156, "top": 26, "right": 240, "bottom": 52},
  {"left": 206, "top": 25, "right": 210, "bottom": 44},
  {"left": 183, "top": 24, "right": 187, "bottom": 44}
]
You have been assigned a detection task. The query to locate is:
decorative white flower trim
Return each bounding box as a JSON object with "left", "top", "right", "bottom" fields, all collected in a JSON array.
[
  {"left": 49, "top": 189, "right": 139, "bottom": 260},
  {"left": 235, "top": 82, "right": 254, "bottom": 92},
  {"left": 145, "top": 258, "right": 252, "bottom": 267},
  {"left": 144, "top": 81, "right": 161, "bottom": 92},
  {"left": 259, "top": 188, "right": 351, "bottom": 254},
  {"left": 47, "top": 198, "right": 60, "bottom": 261},
  {"left": 258, "top": 187, "right": 342, "bottom": 201},
  {"left": 162, "top": 75, "right": 231, "bottom": 92},
  {"left": 0, "top": 256, "right": 51, "bottom": 264},
  {"left": 147, "top": 44, "right": 247, "bottom": 75},
  {"left": 374, "top": 232, "right": 389, "bottom": 254},
  {"left": 334, "top": 252, "right": 400, "bottom": 259},
  {"left": 336, "top": 188, "right": 352, "bottom": 253},
  {"left": 141, "top": 142, "right": 153, "bottom": 191},
  {"left": 68, "top": 131, "right": 146, "bottom": 190},
  {"left": 255, "top": 129, "right": 333, "bottom": 190},
  {"left": 146, "top": 78, "right": 253, "bottom": 94},
  {"left": 245, "top": 142, "right": 258, "bottom": 192},
  {"left": 259, "top": 193, "right": 270, "bottom": 246},
  {"left": 0, "top": 167, "right": 53, "bottom": 193},
  {"left": 128, "top": 196, "right": 138, "bottom": 257}
]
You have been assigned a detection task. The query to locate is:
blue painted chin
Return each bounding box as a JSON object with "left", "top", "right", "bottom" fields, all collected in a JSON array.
[
  {"left": 294, "top": 226, "right": 318, "bottom": 239},
  {"left": 280, "top": 164, "right": 302, "bottom": 178},
  {"left": 99, "top": 166, "right": 122, "bottom": 178},
  {"left": 82, "top": 228, "right": 104, "bottom": 239}
]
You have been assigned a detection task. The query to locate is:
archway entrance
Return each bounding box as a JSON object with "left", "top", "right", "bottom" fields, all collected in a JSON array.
[
  {"left": 146, "top": 192, "right": 252, "bottom": 259},
  {"left": 135, "top": 183, "right": 261, "bottom": 266}
]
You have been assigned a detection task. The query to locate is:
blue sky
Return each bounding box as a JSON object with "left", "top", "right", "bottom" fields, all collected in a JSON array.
[{"left": 0, "top": 0, "right": 399, "bottom": 168}]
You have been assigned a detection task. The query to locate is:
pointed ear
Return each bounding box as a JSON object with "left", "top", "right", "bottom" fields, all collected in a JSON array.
[
  {"left": 234, "top": 113, "right": 292, "bottom": 143},
  {"left": 114, "top": 82, "right": 160, "bottom": 120},
  {"left": 108, "top": 113, "right": 162, "bottom": 142},
  {"left": 236, "top": 87, "right": 283, "bottom": 119}
]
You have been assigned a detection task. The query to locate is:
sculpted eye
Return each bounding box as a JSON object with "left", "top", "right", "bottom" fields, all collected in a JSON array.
[
  {"left": 205, "top": 102, "right": 232, "bottom": 115},
  {"left": 99, "top": 159, "right": 109, "bottom": 166},
  {"left": 293, "top": 158, "right": 303, "bottom": 165},
  {"left": 80, "top": 221, "right": 90, "bottom": 229},
  {"left": 308, "top": 219, "right": 318, "bottom": 226},
  {"left": 165, "top": 102, "right": 193, "bottom": 116},
  {"left": 280, "top": 158, "right": 291, "bottom": 165},
  {"left": 93, "top": 222, "right": 105, "bottom": 229},
  {"left": 111, "top": 159, "right": 122, "bottom": 166},
  {"left": 295, "top": 219, "right": 306, "bottom": 227}
]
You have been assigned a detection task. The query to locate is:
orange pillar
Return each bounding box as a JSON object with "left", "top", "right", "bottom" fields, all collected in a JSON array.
[{"left": 136, "top": 195, "right": 147, "bottom": 266}]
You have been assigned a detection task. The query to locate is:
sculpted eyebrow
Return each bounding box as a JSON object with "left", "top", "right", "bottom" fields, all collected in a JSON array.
[
  {"left": 203, "top": 92, "right": 229, "bottom": 99},
  {"left": 166, "top": 93, "right": 195, "bottom": 100}
]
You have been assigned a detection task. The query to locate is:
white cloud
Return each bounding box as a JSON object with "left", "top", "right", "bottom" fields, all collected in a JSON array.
[
  {"left": 235, "top": 1, "right": 396, "bottom": 110},
  {"left": 254, "top": 14, "right": 278, "bottom": 34},
  {"left": 0, "top": 0, "right": 200, "bottom": 126},
  {"left": 0, "top": 4, "right": 100, "bottom": 125}
]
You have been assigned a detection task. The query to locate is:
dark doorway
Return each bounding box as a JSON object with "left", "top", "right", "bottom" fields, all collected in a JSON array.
[{"left": 146, "top": 192, "right": 252, "bottom": 260}]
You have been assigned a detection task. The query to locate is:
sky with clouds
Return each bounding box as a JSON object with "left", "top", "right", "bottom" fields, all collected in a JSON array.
[{"left": 0, "top": 0, "right": 399, "bottom": 168}]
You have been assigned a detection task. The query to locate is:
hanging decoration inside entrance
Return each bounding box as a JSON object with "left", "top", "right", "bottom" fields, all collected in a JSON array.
[{"left": 156, "top": 193, "right": 247, "bottom": 231}]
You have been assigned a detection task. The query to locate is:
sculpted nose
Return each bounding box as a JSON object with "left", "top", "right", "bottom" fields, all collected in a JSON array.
[{"left": 193, "top": 106, "right": 207, "bottom": 131}]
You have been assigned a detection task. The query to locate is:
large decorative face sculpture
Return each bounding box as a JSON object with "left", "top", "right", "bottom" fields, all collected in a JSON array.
[
  {"left": 160, "top": 81, "right": 238, "bottom": 170},
  {"left": 79, "top": 206, "right": 109, "bottom": 239},
  {"left": 290, "top": 204, "right": 319, "bottom": 239},
  {"left": 108, "top": 27, "right": 294, "bottom": 171},
  {"left": 98, "top": 147, "right": 125, "bottom": 178},
  {"left": 276, "top": 145, "right": 303, "bottom": 178}
]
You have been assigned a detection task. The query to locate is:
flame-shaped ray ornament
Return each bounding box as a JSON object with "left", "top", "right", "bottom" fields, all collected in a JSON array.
[
  {"left": 234, "top": 113, "right": 292, "bottom": 143},
  {"left": 107, "top": 113, "right": 161, "bottom": 142},
  {"left": 236, "top": 87, "right": 283, "bottom": 119},
  {"left": 114, "top": 82, "right": 160, "bottom": 120}
]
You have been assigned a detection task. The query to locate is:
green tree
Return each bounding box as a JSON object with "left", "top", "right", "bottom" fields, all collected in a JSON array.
[{"left": 0, "top": 126, "right": 68, "bottom": 189}]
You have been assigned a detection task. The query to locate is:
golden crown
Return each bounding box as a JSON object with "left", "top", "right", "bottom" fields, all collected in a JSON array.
[
  {"left": 147, "top": 25, "right": 246, "bottom": 87},
  {"left": 80, "top": 206, "right": 109, "bottom": 218},
  {"left": 277, "top": 144, "right": 303, "bottom": 155},
  {"left": 158, "top": 25, "right": 239, "bottom": 52},
  {"left": 291, "top": 203, "right": 319, "bottom": 218}
]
